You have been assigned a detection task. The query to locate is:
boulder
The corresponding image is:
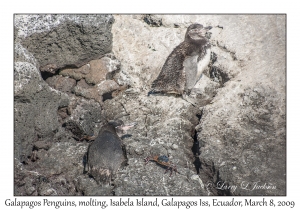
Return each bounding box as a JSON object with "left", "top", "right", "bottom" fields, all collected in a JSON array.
[{"left": 15, "top": 14, "right": 114, "bottom": 73}]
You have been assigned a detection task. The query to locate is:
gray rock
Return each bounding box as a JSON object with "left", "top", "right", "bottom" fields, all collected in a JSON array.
[
  {"left": 15, "top": 14, "right": 114, "bottom": 73},
  {"left": 74, "top": 175, "right": 113, "bottom": 196},
  {"left": 14, "top": 62, "right": 69, "bottom": 163},
  {"left": 14, "top": 42, "right": 38, "bottom": 66},
  {"left": 143, "top": 15, "right": 163, "bottom": 27},
  {"left": 64, "top": 98, "right": 104, "bottom": 138},
  {"left": 194, "top": 15, "right": 286, "bottom": 196},
  {"left": 198, "top": 83, "right": 286, "bottom": 196},
  {"left": 34, "top": 140, "right": 52, "bottom": 150}
]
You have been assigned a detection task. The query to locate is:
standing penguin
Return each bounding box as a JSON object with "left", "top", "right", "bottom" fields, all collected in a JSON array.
[
  {"left": 149, "top": 23, "right": 212, "bottom": 95},
  {"left": 84, "top": 120, "right": 136, "bottom": 185}
]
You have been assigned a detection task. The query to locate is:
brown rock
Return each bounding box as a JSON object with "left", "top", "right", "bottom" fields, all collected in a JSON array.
[
  {"left": 97, "top": 80, "right": 120, "bottom": 96},
  {"left": 59, "top": 63, "right": 91, "bottom": 81},
  {"left": 45, "top": 75, "right": 76, "bottom": 93},
  {"left": 74, "top": 79, "right": 100, "bottom": 103},
  {"left": 59, "top": 56, "right": 120, "bottom": 85},
  {"left": 40, "top": 64, "right": 58, "bottom": 74},
  {"left": 85, "top": 59, "right": 109, "bottom": 84},
  {"left": 73, "top": 79, "right": 120, "bottom": 103},
  {"left": 76, "top": 79, "right": 91, "bottom": 89}
]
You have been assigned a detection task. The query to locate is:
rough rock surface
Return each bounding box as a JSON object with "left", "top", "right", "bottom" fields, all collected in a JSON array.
[
  {"left": 45, "top": 75, "right": 76, "bottom": 93},
  {"left": 15, "top": 15, "right": 114, "bottom": 73},
  {"left": 14, "top": 61, "right": 69, "bottom": 163},
  {"left": 14, "top": 14, "right": 286, "bottom": 196},
  {"left": 110, "top": 14, "right": 286, "bottom": 196},
  {"left": 59, "top": 54, "right": 120, "bottom": 85},
  {"left": 14, "top": 14, "right": 110, "bottom": 195},
  {"left": 195, "top": 15, "right": 286, "bottom": 196},
  {"left": 56, "top": 54, "right": 121, "bottom": 103}
]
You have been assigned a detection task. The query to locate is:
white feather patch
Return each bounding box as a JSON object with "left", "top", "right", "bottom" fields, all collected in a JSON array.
[
  {"left": 183, "top": 48, "right": 211, "bottom": 90},
  {"left": 196, "top": 48, "right": 211, "bottom": 82}
]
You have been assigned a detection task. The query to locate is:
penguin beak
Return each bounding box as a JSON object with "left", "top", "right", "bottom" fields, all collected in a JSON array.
[
  {"left": 116, "top": 122, "right": 137, "bottom": 132},
  {"left": 115, "top": 122, "right": 137, "bottom": 137},
  {"left": 198, "top": 26, "right": 212, "bottom": 37}
]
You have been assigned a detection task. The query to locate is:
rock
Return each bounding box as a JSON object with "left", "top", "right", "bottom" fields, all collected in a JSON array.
[
  {"left": 194, "top": 15, "right": 286, "bottom": 196},
  {"left": 74, "top": 79, "right": 103, "bottom": 103},
  {"left": 57, "top": 107, "right": 71, "bottom": 123},
  {"left": 14, "top": 62, "right": 69, "bottom": 163},
  {"left": 59, "top": 64, "right": 91, "bottom": 81},
  {"left": 59, "top": 55, "right": 120, "bottom": 85},
  {"left": 15, "top": 14, "right": 114, "bottom": 73},
  {"left": 14, "top": 42, "right": 38, "bottom": 66},
  {"left": 171, "top": 144, "right": 179, "bottom": 150},
  {"left": 74, "top": 79, "right": 120, "bottom": 103},
  {"left": 187, "top": 74, "right": 220, "bottom": 107},
  {"left": 87, "top": 55, "right": 120, "bottom": 84},
  {"left": 65, "top": 98, "right": 104, "bottom": 137},
  {"left": 74, "top": 175, "right": 113, "bottom": 196},
  {"left": 55, "top": 55, "right": 122, "bottom": 103},
  {"left": 198, "top": 81, "right": 286, "bottom": 196},
  {"left": 25, "top": 186, "right": 36, "bottom": 195},
  {"left": 45, "top": 75, "right": 76, "bottom": 93},
  {"left": 143, "top": 15, "right": 163, "bottom": 27},
  {"left": 34, "top": 140, "right": 52, "bottom": 150},
  {"left": 97, "top": 80, "right": 120, "bottom": 96},
  {"left": 86, "top": 59, "right": 110, "bottom": 84}
]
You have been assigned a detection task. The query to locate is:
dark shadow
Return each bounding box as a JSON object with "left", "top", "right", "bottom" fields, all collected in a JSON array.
[{"left": 120, "top": 134, "right": 132, "bottom": 139}]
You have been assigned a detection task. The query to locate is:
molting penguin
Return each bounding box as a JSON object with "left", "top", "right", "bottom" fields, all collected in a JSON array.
[
  {"left": 84, "top": 120, "right": 136, "bottom": 185},
  {"left": 149, "top": 23, "right": 212, "bottom": 95}
]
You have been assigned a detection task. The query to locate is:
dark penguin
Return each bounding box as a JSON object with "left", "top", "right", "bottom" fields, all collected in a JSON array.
[
  {"left": 85, "top": 120, "right": 136, "bottom": 184},
  {"left": 149, "top": 23, "right": 212, "bottom": 95}
]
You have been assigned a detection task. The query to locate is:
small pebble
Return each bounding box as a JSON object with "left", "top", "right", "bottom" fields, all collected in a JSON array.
[
  {"left": 191, "top": 174, "right": 199, "bottom": 181},
  {"left": 171, "top": 144, "right": 178, "bottom": 150},
  {"left": 26, "top": 186, "right": 36, "bottom": 195}
]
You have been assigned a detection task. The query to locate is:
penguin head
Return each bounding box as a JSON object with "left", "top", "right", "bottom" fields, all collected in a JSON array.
[
  {"left": 108, "top": 119, "right": 124, "bottom": 128},
  {"left": 107, "top": 120, "right": 137, "bottom": 137},
  {"left": 185, "top": 23, "right": 211, "bottom": 43}
]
